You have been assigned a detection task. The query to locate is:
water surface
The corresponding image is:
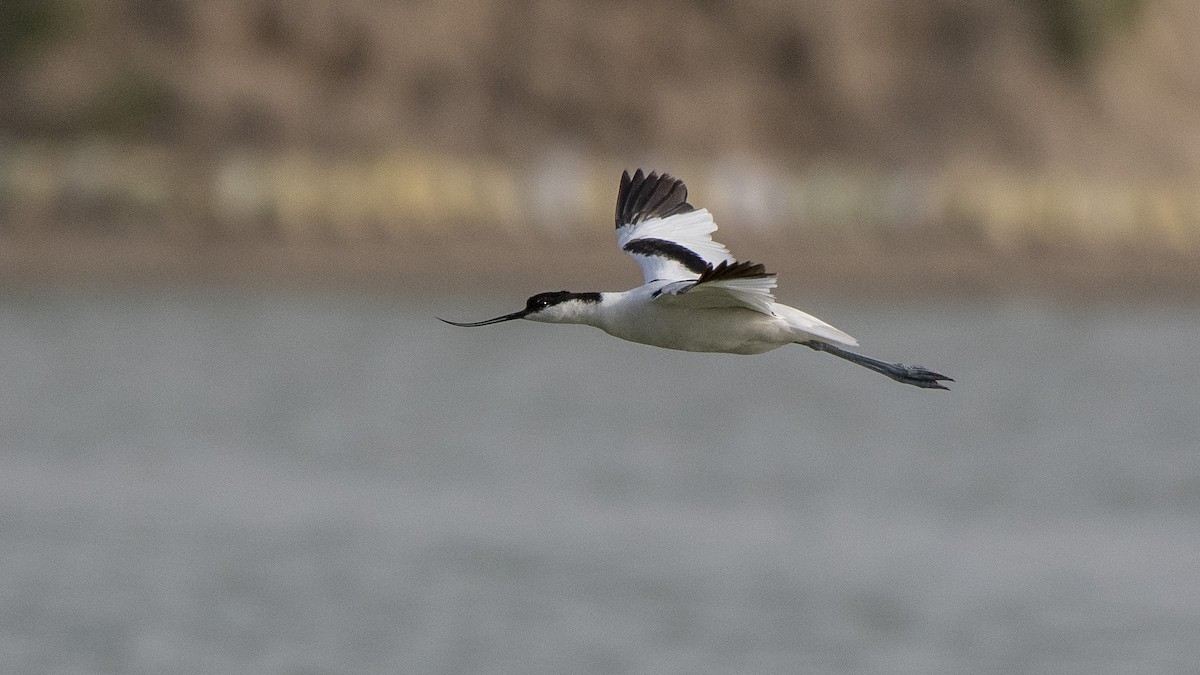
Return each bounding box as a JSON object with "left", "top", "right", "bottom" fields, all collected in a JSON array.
[{"left": 1, "top": 289, "right": 1198, "bottom": 674}]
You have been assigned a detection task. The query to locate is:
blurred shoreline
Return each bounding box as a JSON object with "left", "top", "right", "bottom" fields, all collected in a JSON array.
[
  {"left": 3, "top": 143, "right": 1198, "bottom": 299},
  {"left": 5, "top": 143, "right": 1198, "bottom": 247},
  {"left": 3, "top": 232, "right": 1197, "bottom": 304}
]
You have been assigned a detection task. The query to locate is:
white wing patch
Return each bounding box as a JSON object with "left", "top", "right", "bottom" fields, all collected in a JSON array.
[
  {"left": 619, "top": 209, "right": 736, "bottom": 283},
  {"left": 614, "top": 170, "right": 737, "bottom": 284}
]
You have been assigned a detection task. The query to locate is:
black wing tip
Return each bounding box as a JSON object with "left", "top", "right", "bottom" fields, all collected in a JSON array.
[{"left": 615, "top": 168, "right": 694, "bottom": 229}]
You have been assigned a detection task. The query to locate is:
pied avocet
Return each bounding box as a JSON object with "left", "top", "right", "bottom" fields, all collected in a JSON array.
[{"left": 441, "top": 169, "right": 951, "bottom": 389}]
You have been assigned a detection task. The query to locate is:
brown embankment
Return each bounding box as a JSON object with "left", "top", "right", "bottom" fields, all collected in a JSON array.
[{"left": 3, "top": 232, "right": 1197, "bottom": 304}]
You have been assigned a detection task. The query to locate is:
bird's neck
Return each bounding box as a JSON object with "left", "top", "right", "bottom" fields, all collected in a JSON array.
[
  {"left": 569, "top": 292, "right": 618, "bottom": 328},
  {"left": 575, "top": 291, "right": 630, "bottom": 330}
]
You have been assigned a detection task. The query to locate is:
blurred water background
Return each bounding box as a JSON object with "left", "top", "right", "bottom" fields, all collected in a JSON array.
[
  {"left": 1, "top": 289, "right": 1199, "bottom": 674},
  {"left": 5, "top": 1, "right": 1200, "bottom": 673}
]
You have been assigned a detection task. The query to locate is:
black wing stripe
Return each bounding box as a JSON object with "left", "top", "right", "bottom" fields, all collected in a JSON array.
[
  {"left": 622, "top": 238, "right": 710, "bottom": 275},
  {"left": 695, "top": 259, "right": 773, "bottom": 283},
  {"left": 615, "top": 169, "right": 695, "bottom": 229}
]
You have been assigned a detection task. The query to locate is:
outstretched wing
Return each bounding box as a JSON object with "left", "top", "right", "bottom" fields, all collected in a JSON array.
[
  {"left": 653, "top": 260, "right": 778, "bottom": 315},
  {"left": 654, "top": 260, "right": 858, "bottom": 345},
  {"left": 615, "top": 169, "right": 736, "bottom": 283}
]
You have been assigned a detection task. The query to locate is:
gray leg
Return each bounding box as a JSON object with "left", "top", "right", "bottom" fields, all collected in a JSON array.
[{"left": 800, "top": 341, "right": 953, "bottom": 390}]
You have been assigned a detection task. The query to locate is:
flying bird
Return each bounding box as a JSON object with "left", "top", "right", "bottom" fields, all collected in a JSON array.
[{"left": 441, "top": 169, "right": 951, "bottom": 389}]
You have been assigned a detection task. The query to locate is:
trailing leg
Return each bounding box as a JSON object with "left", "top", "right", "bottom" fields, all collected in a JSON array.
[{"left": 800, "top": 340, "right": 953, "bottom": 390}]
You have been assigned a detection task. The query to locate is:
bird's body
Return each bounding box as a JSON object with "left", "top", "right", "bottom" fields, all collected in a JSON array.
[
  {"left": 442, "top": 169, "right": 951, "bottom": 389},
  {"left": 581, "top": 292, "right": 784, "bottom": 355},
  {"left": 569, "top": 284, "right": 844, "bottom": 355}
]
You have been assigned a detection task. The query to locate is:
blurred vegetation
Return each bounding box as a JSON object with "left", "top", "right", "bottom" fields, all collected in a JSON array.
[
  {"left": 0, "top": 0, "right": 72, "bottom": 65},
  {"left": 1, "top": 0, "right": 1179, "bottom": 170},
  {"left": 1035, "top": 0, "right": 1144, "bottom": 65},
  {"left": 95, "top": 68, "right": 179, "bottom": 141}
]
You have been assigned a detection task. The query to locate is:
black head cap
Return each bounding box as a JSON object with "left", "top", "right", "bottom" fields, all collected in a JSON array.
[
  {"left": 525, "top": 291, "right": 602, "bottom": 312},
  {"left": 525, "top": 291, "right": 575, "bottom": 313}
]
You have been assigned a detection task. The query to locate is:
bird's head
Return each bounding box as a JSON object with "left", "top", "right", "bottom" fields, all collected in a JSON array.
[{"left": 439, "top": 291, "right": 602, "bottom": 327}]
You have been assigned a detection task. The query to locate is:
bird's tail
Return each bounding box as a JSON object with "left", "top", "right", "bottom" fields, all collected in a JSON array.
[{"left": 772, "top": 304, "right": 859, "bottom": 347}]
